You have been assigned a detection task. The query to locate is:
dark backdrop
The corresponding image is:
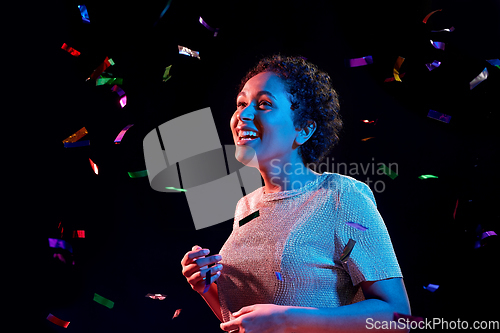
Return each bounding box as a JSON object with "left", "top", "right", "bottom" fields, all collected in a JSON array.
[{"left": 30, "top": 0, "right": 499, "bottom": 331}]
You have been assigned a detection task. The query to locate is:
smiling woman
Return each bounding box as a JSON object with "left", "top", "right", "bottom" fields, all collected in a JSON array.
[{"left": 180, "top": 55, "right": 410, "bottom": 333}]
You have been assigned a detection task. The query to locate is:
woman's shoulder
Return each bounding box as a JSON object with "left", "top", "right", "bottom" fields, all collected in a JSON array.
[{"left": 320, "top": 172, "right": 376, "bottom": 205}]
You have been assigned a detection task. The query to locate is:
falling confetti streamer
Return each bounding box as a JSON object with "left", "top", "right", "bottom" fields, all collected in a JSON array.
[
  {"left": 418, "top": 175, "right": 438, "bottom": 179},
  {"left": 87, "top": 57, "right": 114, "bottom": 81},
  {"left": 340, "top": 239, "right": 356, "bottom": 263},
  {"left": 239, "top": 210, "right": 260, "bottom": 227},
  {"left": 384, "top": 73, "right": 405, "bottom": 82},
  {"left": 361, "top": 137, "right": 375, "bottom": 142},
  {"left": 165, "top": 186, "right": 187, "bottom": 192},
  {"left": 393, "top": 56, "right": 405, "bottom": 82},
  {"left": 430, "top": 40, "right": 445, "bottom": 50},
  {"left": 348, "top": 55, "right": 373, "bottom": 67},
  {"left": 111, "top": 85, "right": 127, "bottom": 107},
  {"left": 62, "top": 127, "right": 88, "bottom": 143},
  {"left": 114, "top": 124, "right": 134, "bottom": 144},
  {"left": 78, "top": 4, "right": 90, "bottom": 23},
  {"left": 72, "top": 230, "right": 85, "bottom": 238},
  {"left": 48, "top": 238, "right": 73, "bottom": 253},
  {"left": 89, "top": 158, "right": 98, "bottom": 175},
  {"left": 154, "top": 0, "right": 173, "bottom": 26},
  {"left": 427, "top": 109, "right": 451, "bottom": 123},
  {"left": 486, "top": 59, "right": 500, "bottom": 69},
  {"left": 61, "top": 43, "right": 81, "bottom": 57},
  {"left": 423, "top": 284, "right": 439, "bottom": 292},
  {"left": 425, "top": 60, "right": 441, "bottom": 71},
  {"left": 178, "top": 45, "right": 200, "bottom": 59},
  {"left": 93, "top": 293, "right": 114, "bottom": 309},
  {"left": 163, "top": 65, "right": 172, "bottom": 82},
  {"left": 378, "top": 164, "right": 398, "bottom": 180},
  {"left": 346, "top": 222, "right": 368, "bottom": 231},
  {"left": 128, "top": 170, "right": 148, "bottom": 178},
  {"left": 172, "top": 309, "right": 182, "bottom": 319},
  {"left": 96, "top": 75, "right": 123, "bottom": 86},
  {"left": 469, "top": 67, "right": 488, "bottom": 90},
  {"left": 47, "top": 313, "right": 70, "bottom": 328},
  {"left": 145, "top": 293, "right": 167, "bottom": 300},
  {"left": 431, "top": 26, "right": 455, "bottom": 32},
  {"left": 422, "top": 9, "right": 442, "bottom": 23},
  {"left": 199, "top": 17, "right": 219, "bottom": 36}
]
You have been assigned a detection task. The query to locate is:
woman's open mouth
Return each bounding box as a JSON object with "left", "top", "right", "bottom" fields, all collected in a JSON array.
[{"left": 236, "top": 130, "right": 260, "bottom": 145}]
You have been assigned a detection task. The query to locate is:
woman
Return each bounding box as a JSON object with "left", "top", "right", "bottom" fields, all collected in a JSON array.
[{"left": 181, "top": 55, "right": 410, "bottom": 332}]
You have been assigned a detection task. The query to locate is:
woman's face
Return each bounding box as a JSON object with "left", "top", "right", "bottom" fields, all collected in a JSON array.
[{"left": 230, "top": 71, "right": 301, "bottom": 168}]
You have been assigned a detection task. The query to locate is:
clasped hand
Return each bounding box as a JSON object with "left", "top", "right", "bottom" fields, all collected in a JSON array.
[{"left": 220, "top": 304, "right": 291, "bottom": 333}]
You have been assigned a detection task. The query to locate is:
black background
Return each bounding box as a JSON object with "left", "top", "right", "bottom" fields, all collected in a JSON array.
[{"left": 29, "top": 0, "right": 499, "bottom": 331}]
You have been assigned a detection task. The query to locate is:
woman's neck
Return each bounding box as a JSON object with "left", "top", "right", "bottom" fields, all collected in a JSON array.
[{"left": 259, "top": 159, "right": 322, "bottom": 194}]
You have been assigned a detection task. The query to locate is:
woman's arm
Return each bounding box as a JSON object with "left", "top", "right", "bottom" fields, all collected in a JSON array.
[
  {"left": 199, "top": 282, "right": 223, "bottom": 322},
  {"left": 285, "top": 278, "right": 411, "bottom": 332},
  {"left": 221, "top": 277, "right": 411, "bottom": 333}
]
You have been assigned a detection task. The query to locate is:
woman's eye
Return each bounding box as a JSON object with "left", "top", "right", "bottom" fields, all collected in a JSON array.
[
  {"left": 259, "top": 101, "right": 272, "bottom": 107},
  {"left": 236, "top": 102, "right": 246, "bottom": 108}
]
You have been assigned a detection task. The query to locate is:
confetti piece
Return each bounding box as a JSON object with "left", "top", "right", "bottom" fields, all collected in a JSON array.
[
  {"left": 361, "top": 137, "right": 375, "bottom": 141},
  {"left": 128, "top": 170, "right": 148, "bottom": 178},
  {"left": 469, "top": 67, "right": 488, "bottom": 90},
  {"left": 119, "top": 95, "right": 127, "bottom": 108},
  {"left": 481, "top": 231, "right": 497, "bottom": 240},
  {"left": 47, "top": 313, "right": 70, "bottom": 328},
  {"left": 430, "top": 40, "right": 445, "bottom": 50},
  {"left": 393, "top": 56, "right": 405, "bottom": 82},
  {"left": 239, "top": 210, "right": 260, "bottom": 227},
  {"left": 425, "top": 60, "right": 441, "bottom": 71},
  {"left": 199, "top": 17, "right": 219, "bottom": 37},
  {"left": 346, "top": 221, "right": 368, "bottom": 231},
  {"left": 422, "top": 9, "right": 442, "bottom": 23},
  {"left": 72, "top": 230, "right": 85, "bottom": 238},
  {"left": 53, "top": 252, "right": 75, "bottom": 265},
  {"left": 87, "top": 57, "right": 114, "bottom": 81},
  {"left": 61, "top": 43, "right": 81, "bottom": 57},
  {"left": 427, "top": 109, "right": 451, "bottom": 123},
  {"left": 423, "top": 283, "right": 439, "bottom": 292},
  {"left": 78, "top": 5, "right": 90, "bottom": 23},
  {"left": 96, "top": 76, "right": 123, "bottom": 86},
  {"left": 178, "top": 45, "right": 200, "bottom": 59},
  {"left": 111, "top": 85, "right": 127, "bottom": 107},
  {"left": 48, "top": 238, "right": 73, "bottom": 253},
  {"left": 62, "top": 127, "right": 88, "bottom": 143},
  {"left": 145, "top": 293, "right": 167, "bottom": 300},
  {"left": 165, "top": 186, "right": 187, "bottom": 192},
  {"left": 453, "top": 199, "right": 459, "bottom": 219},
  {"left": 418, "top": 174, "right": 438, "bottom": 179},
  {"left": 384, "top": 73, "right": 405, "bottom": 82},
  {"left": 430, "top": 26, "right": 455, "bottom": 32},
  {"left": 89, "top": 158, "right": 98, "bottom": 175},
  {"left": 361, "top": 119, "right": 377, "bottom": 124},
  {"left": 63, "top": 140, "right": 90, "bottom": 148},
  {"left": 154, "top": 0, "right": 173, "bottom": 26},
  {"left": 163, "top": 65, "right": 172, "bottom": 82},
  {"left": 348, "top": 55, "right": 373, "bottom": 67},
  {"left": 393, "top": 312, "right": 424, "bottom": 323},
  {"left": 93, "top": 293, "right": 114, "bottom": 309},
  {"left": 203, "top": 270, "right": 211, "bottom": 293},
  {"left": 486, "top": 59, "right": 500, "bottom": 69},
  {"left": 275, "top": 272, "right": 283, "bottom": 281},
  {"left": 378, "top": 164, "right": 398, "bottom": 180},
  {"left": 114, "top": 124, "right": 134, "bottom": 144},
  {"left": 172, "top": 309, "right": 182, "bottom": 319},
  {"left": 340, "top": 239, "right": 356, "bottom": 263}
]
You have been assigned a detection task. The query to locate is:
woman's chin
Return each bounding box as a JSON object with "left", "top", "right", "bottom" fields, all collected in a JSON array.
[{"left": 235, "top": 145, "right": 259, "bottom": 168}]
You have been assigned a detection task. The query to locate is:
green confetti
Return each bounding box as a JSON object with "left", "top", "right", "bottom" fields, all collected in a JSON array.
[
  {"left": 96, "top": 77, "right": 123, "bottom": 86},
  {"left": 93, "top": 293, "right": 114, "bottom": 309},
  {"left": 128, "top": 170, "right": 148, "bottom": 178},
  {"left": 108, "top": 58, "right": 115, "bottom": 66},
  {"left": 163, "top": 65, "right": 172, "bottom": 82},
  {"left": 418, "top": 174, "right": 439, "bottom": 179},
  {"left": 378, "top": 164, "right": 398, "bottom": 180},
  {"left": 165, "top": 186, "right": 186, "bottom": 192},
  {"left": 239, "top": 210, "right": 260, "bottom": 227}
]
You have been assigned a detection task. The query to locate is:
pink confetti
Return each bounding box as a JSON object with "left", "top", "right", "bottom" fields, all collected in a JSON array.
[
  {"left": 114, "top": 124, "right": 134, "bottom": 144},
  {"left": 172, "top": 309, "right": 182, "bottom": 319},
  {"left": 145, "top": 293, "right": 167, "bottom": 300},
  {"left": 348, "top": 55, "right": 373, "bottom": 67}
]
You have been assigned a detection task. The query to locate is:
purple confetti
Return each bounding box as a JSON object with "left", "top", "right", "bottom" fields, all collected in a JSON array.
[
  {"left": 349, "top": 56, "right": 373, "bottom": 67},
  {"left": 423, "top": 283, "right": 439, "bottom": 292},
  {"left": 114, "top": 124, "right": 134, "bottom": 144},
  {"left": 48, "top": 238, "right": 73, "bottom": 253},
  {"left": 346, "top": 221, "right": 368, "bottom": 231},
  {"left": 430, "top": 40, "right": 445, "bottom": 50},
  {"left": 199, "top": 17, "right": 219, "bottom": 37},
  {"left": 425, "top": 60, "right": 441, "bottom": 71},
  {"left": 481, "top": 231, "right": 497, "bottom": 240},
  {"left": 427, "top": 109, "right": 451, "bottom": 123},
  {"left": 275, "top": 272, "right": 283, "bottom": 281}
]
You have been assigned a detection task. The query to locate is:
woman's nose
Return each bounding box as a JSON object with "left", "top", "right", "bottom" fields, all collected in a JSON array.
[{"left": 237, "top": 104, "right": 255, "bottom": 121}]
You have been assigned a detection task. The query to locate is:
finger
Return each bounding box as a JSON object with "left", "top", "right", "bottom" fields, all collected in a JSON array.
[
  {"left": 220, "top": 320, "right": 239, "bottom": 332},
  {"left": 188, "top": 264, "right": 222, "bottom": 285},
  {"left": 192, "top": 245, "right": 201, "bottom": 251},
  {"left": 194, "top": 254, "right": 222, "bottom": 267},
  {"left": 232, "top": 305, "right": 255, "bottom": 318},
  {"left": 181, "top": 248, "right": 209, "bottom": 266}
]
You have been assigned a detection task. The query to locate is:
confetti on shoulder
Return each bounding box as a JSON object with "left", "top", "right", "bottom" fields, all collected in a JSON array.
[
  {"left": 178, "top": 45, "right": 200, "bottom": 59},
  {"left": 340, "top": 239, "right": 356, "bottom": 263},
  {"left": 275, "top": 272, "right": 283, "bottom": 281},
  {"left": 346, "top": 222, "right": 368, "bottom": 231},
  {"left": 239, "top": 210, "right": 260, "bottom": 227}
]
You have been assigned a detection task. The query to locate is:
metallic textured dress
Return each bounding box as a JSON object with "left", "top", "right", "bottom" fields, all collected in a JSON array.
[{"left": 217, "top": 172, "right": 403, "bottom": 323}]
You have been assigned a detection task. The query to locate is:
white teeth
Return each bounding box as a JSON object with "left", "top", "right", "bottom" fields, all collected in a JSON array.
[{"left": 239, "top": 130, "right": 258, "bottom": 137}]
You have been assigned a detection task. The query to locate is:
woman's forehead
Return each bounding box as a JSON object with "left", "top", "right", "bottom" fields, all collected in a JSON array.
[{"left": 241, "top": 72, "right": 286, "bottom": 95}]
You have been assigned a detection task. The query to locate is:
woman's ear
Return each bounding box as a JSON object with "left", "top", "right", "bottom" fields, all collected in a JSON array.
[{"left": 296, "top": 120, "right": 316, "bottom": 145}]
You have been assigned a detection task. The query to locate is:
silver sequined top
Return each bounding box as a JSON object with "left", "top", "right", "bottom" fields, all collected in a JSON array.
[{"left": 217, "top": 172, "right": 403, "bottom": 323}]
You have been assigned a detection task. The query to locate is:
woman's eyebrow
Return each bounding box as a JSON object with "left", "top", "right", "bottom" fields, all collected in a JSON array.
[{"left": 237, "top": 90, "right": 277, "bottom": 100}]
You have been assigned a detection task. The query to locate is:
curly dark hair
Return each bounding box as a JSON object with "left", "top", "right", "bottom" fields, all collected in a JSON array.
[{"left": 238, "top": 54, "right": 342, "bottom": 166}]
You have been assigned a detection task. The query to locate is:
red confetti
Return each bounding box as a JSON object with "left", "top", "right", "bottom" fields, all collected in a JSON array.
[
  {"left": 61, "top": 43, "right": 81, "bottom": 57},
  {"left": 73, "top": 230, "right": 85, "bottom": 238},
  {"left": 89, "top": 158, "right": 98, "bottom": 175},
  {"left": 87, "top": 57, "right": 114, "bottom": 81},
  {"left": 422, "top": 9, "right": 442, "bottom": 24},
  {"left": 47, "top": 313, "right": 70, "bottom": 328},
  {"left": 172, "top": 309, "right": 182, "bottom": 319}
]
